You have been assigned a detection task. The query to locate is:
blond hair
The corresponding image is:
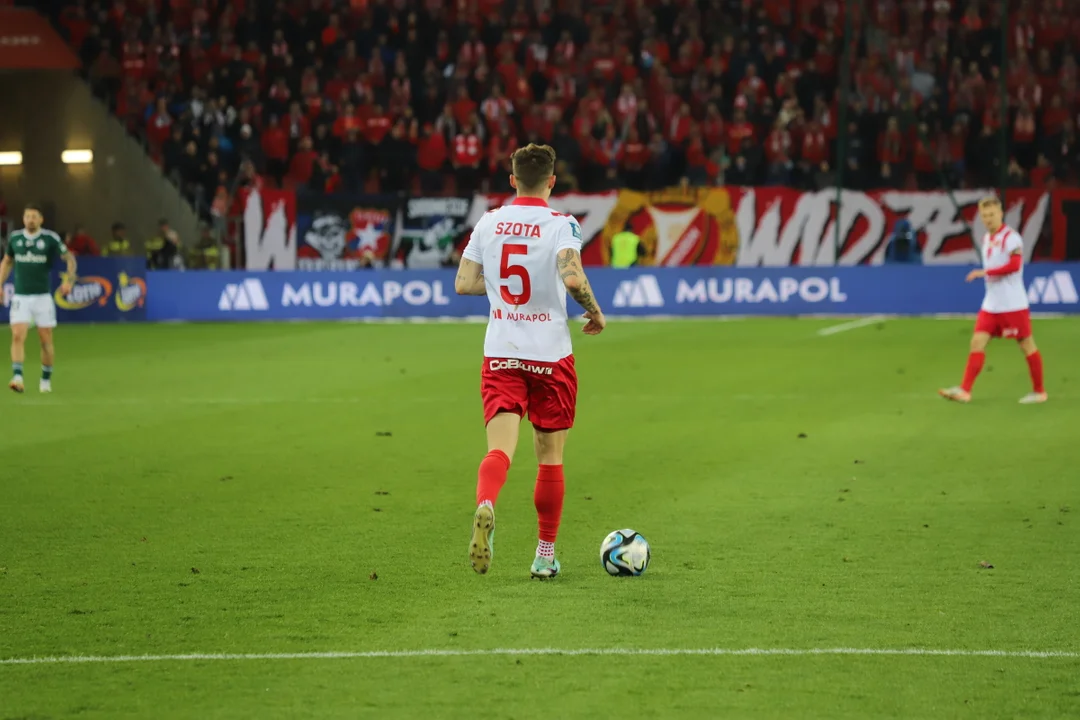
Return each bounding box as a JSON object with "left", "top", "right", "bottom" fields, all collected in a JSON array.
[{"left": 978, "top": 196, "right": 1002, "bottom": 209}]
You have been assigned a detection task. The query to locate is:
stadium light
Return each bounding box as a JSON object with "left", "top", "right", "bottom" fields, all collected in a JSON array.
[
  {"left": 61, "top": 149, "right": 93, "bottom": 164},
  {"left": 0, "top": 151, "right": 23, "bottom": 166}
]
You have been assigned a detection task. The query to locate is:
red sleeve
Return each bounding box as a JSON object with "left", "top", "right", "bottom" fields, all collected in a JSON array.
[{"left": 985, "top": 253, "right": 1022, "bottom": 277}]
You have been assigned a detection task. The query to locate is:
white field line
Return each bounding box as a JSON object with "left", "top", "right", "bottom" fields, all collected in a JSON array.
[
  {"left": 1, "top": 647, "right": 1077, "bottom": 666},
  {"left": 817, "top": 316, "right": 888, "bottom": 336}
]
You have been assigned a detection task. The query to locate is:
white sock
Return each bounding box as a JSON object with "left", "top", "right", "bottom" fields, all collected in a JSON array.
[
  {"left": 479, "top": 500, "right": 493, "bottom": 511},
  {"left": 537, "top": 540, "right": 554, "bottom": 559}
]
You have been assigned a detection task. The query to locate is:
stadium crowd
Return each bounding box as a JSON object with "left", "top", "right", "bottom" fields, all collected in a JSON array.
[{"left": 49, "top": 0, "right": 1080, "bottom": 215}]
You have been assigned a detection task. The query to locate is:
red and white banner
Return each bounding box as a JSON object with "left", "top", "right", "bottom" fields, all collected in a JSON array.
[
  {"left": 729, "top": 187, "right": 1050, "bottom": 266},
  {"left": 0, "top": 10, "right": 80, "bottom": 70},
  {"left": 465, "top": 188, "right": 1053, "bottom": 266},
  {"left": 241, "top": 188, "right": 297, "bottom": 270},
  {"left": 241, "top": 187, "right": 1056, "bottom": 269}
]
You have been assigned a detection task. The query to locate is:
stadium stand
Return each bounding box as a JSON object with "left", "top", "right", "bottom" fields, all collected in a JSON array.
[{"left": 39, "top": 0, "right": 1080, "bottom": 216}]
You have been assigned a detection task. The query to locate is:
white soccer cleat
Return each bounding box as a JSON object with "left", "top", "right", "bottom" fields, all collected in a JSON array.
[
  {"left": 9, "top": 376, "right": 24, "bottom": 393},
  {"left": 938, "top": 386, "right": 971, "bottom": 403},
  {"left": 39, "top": 379, "right": 51, "bottom": 394},
  {"left": 1018, "top": 392, "right": 1047, "bottom": 404}
]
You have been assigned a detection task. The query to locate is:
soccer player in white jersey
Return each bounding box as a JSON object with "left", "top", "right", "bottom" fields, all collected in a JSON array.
[
  {"left": 455, "top": 144, "right": 606, "bottom": 579},
  {"left": 940, "top": 196, "right": 1046, "bottom": 404}
]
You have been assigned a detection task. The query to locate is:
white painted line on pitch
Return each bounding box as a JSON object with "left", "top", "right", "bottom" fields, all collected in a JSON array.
[
  {"left": 817, "top": 316, "right": 888, "bottom": 336},
  {"left": 1, "top": 647, "right": 1077, "bottom": 666}
]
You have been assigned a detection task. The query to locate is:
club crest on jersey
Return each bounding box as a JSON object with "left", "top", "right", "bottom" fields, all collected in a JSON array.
[{"left": 494, "top": 222, "right": 542, "bottom": 238}]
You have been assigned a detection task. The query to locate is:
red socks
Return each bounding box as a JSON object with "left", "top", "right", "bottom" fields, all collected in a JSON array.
[
  {"left": 476, "top": 450, "right": 510, "bottom": 507},
  {"left": 1026, "top": 351, "right": 1045, "bottom": 393},
  {"left": 534, "top": 464, "right": 565, "bottom": 543},
  {"left": 961, "top": 351, "right": 985, "bottom": 393},
  {"left": 477, "top": 456, "right": 565, "bottom": 545},
  {"left": 961, "top": 349, "right": 1045, "bottom": 394}
]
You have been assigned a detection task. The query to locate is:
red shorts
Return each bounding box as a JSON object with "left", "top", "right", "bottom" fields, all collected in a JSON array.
[
  {"left": 481, "top": 356, "right": 577, "bottom": 432},
  {"left": 975, "top": 309, "right": 1032, "bottom": 340}
]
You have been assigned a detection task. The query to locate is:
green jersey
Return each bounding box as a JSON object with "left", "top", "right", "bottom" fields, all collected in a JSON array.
[{"left": 5, "top": 229, "right": 68, "bottom": 295}]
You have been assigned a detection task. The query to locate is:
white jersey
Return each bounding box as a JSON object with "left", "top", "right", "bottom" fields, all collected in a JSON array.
[
  {"left": 463, "top": 197, "right": 582, "bottom": 362},
  {"left": 980, "top": 224, "right": 1028, "bottom": 313}
]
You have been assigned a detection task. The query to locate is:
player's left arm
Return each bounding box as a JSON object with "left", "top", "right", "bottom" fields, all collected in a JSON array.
[
  {"left": 454, "top": 257, "right": 486, "bottom": 295},
  {"left": 58, "top": 237, "right": 77, "bottom": 295}
]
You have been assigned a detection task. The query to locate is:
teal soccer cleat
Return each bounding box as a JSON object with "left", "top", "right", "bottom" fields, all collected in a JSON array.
[{"left": 530, "top": 555, "right": 560, "bottom": 580}]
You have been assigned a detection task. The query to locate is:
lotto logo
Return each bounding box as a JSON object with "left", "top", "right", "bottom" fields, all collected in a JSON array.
[
  {"left": 612, "top": 275, "right": 664, "bottom": 308},
  {"left": 219, "top": 279, "right": 269, "bottom": 311},
  {"left": 1027, "top": 272, "right": 1079, "bottom": 305}
]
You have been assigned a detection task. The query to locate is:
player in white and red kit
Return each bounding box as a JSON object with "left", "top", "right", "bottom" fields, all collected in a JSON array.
[
  {"left": 940, "top": 196, "right": 1047, "bottom": 404},
  {"left": 455, "top": 144, "right": 606, "bottom": 579}
]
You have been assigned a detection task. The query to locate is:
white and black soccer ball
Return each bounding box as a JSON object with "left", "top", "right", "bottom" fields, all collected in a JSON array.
[{"left": 600, "top": 529, "right": 650, "bottom": 576}]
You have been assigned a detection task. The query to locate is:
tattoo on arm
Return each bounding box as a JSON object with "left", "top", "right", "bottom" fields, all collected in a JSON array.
[
  {"left": 557, "top": 249, "right": 601, "bottom": 313},
  {"left": 568, "top": 284, "right": 600, "bottom": 313},
  {"left": 456, "top": 259, "right": 486, "bottom": 295}
]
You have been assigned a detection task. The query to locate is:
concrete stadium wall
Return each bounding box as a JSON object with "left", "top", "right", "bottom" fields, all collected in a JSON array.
[{"left": 0, "top": 71, "right": 199, "bottom": 251}]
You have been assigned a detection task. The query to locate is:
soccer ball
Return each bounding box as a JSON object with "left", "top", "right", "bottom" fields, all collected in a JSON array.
[{"left": 600, "top": 529, "right": 651, "bottom": 576}]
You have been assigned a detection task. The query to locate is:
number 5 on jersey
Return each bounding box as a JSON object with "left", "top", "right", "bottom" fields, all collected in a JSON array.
[{"left": 500, "top": 244, "right": 531, "bottom": 305}]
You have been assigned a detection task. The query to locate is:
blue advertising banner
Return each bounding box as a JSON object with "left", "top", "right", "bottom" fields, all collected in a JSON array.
[
  {"left": 1, "top": 257, "right": 148, "bottom": 323},
  {"left": 147, "top": 264, "right": 1080, "bottom": 322}
]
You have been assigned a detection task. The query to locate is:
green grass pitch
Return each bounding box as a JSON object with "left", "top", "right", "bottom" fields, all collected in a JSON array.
[{"left": 1, "top": 318, "right": 1078, "bottom": 719}]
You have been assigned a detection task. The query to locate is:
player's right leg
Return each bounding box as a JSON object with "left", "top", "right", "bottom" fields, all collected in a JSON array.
[
  {"left": 940, "top": 326, "right": 991, "bottom": 402},
  {"left": 8, "top": 296, "right": 30, "bottom": 393},
  {"left": 526, "top": 356, "right": 576, "bottom": 579}
]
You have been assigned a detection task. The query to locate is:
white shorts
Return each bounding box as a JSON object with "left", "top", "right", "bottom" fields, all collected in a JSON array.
[{"left": 9, "top": 294, "right": 57, "bottom": 328}]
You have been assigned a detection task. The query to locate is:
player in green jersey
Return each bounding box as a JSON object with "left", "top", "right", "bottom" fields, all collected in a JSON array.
[{"left": 0, "top": 205, "right": 76, "bottom": 393}]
